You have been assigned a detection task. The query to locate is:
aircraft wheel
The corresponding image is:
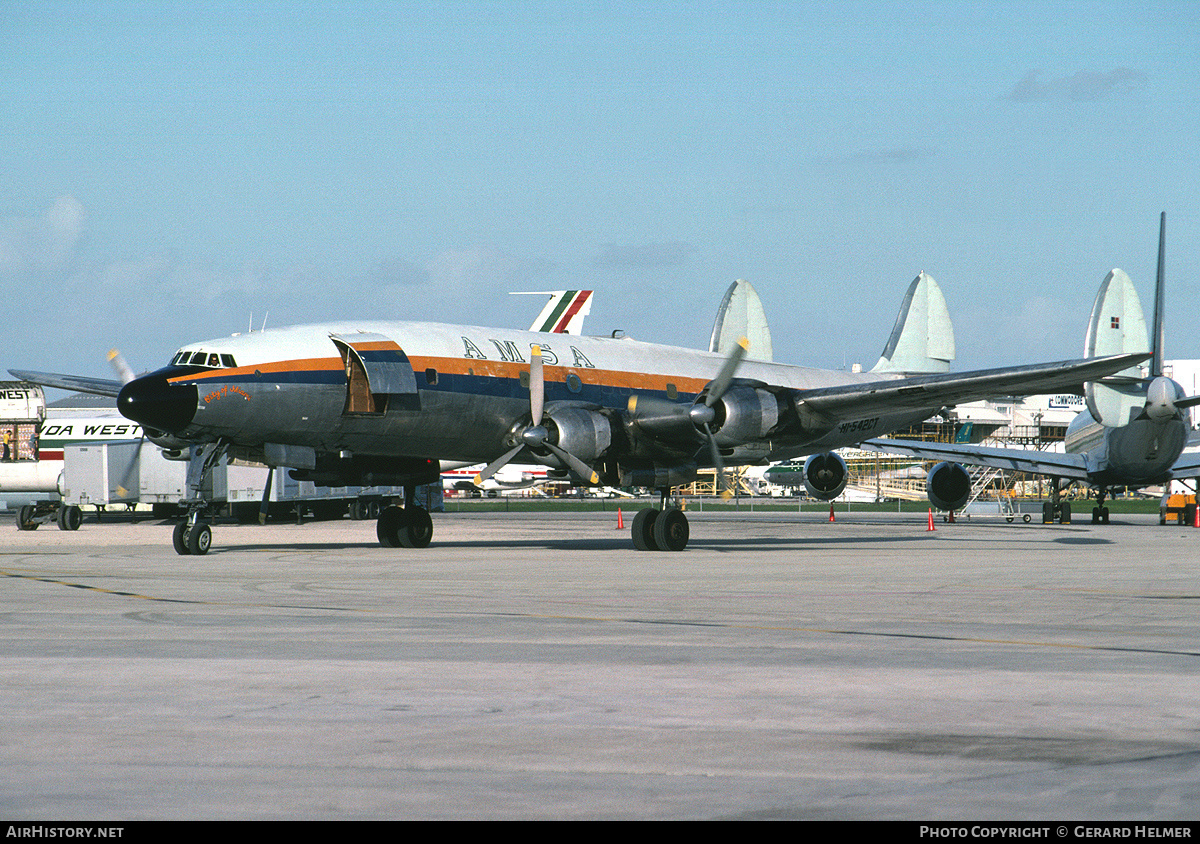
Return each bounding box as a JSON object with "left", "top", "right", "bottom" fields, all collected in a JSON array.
[
  {"left": 377, "top": 505, "right": 404, "bottom": 547},
  {"left": 173, "top": 522, "right": 191, "bottom": 555},
  {"left": 398, "top": 506, "right": 433, "bottom": 548},
  {"left": 58, "top": 505, "right": 82, "bottom": 531},
  {"left": 1101, "top": 506, "right": 1110, "bottom": 525},
  {"left": 631, "top": 508, "right": 660, "bottom": 551},
  {"left": 17, "top": 504, "right": 38, "bottom": 530},
  {"left": 349, "top": 500, "right": 362, "bottom": 520},
  {"left": 652, "top": 508, "right": 689, "bottom": 552},
  {"left": 187, "top": 523, "right": 212, "bottom": 556},
  {"left": 1042, "top": 502, "right": 1054, "bottom": 524},
  {"left": 1060, "top": 502, "right": 1072, "bottom": 524}
]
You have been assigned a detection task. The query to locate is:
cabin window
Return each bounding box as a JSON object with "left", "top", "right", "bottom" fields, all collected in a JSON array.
[
  {"left": 566, "top": 373, "right": 582, "bottom": 393},
  {"left": 425, "top": 368, "right": 438, "bottom": 386},
  {"left": 520, "top": 371, "right": 530, "bottom": 388},
  {"left": 666, "top": 383, "right": 678, "bottom": 400}
]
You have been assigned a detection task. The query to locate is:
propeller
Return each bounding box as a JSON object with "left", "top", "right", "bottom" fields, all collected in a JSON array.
[
  {"left": 108, "top": 348, "right": 136, "bottom": 385},
  {"left": 624, "top": 337, "right": 750, "bottom": 499},
  {"left": 474, "top": 345, "right": 600, "bottom": 487},
  {"left": 109, "top": 349, "right": 146, "bottom": 500},
  {"left": 689, "top": 337, "right": 749, "bottom": 499}
]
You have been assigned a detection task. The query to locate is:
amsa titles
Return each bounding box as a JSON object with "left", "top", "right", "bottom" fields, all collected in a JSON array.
[{"left": 459, "top": 337, "right": 595, "bottom": 368}]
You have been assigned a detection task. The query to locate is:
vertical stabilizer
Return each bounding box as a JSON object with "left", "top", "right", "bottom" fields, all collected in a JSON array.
[
  {"left": 1151, "top": 212, "right": 1165, "bottom": 377},
  {"left": 871, "top": 272, "right": 956, "bottom": 373},
  {"left": 511, "top": 290, "right": 594, "bottom": 334},
  {"left": 710, "top": 279, "right": 774, "bottom": 361},
  {"left": 1084, "top": 268, "right": 1149, "bottom": 426}
]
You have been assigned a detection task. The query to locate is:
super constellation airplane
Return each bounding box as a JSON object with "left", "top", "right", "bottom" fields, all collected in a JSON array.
[
  {"left": 13, "top": 279, "right": 1145, "bottom": 555},
  {"left": 862, "top": 214, "right": 1200, "bottom": 524}
]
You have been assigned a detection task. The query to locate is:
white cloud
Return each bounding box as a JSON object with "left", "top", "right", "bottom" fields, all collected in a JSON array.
[
  {"left": 1005, "top": 68, "right": 1147, "bottom": 103},
  {"left": 0, "top": 195, "right": 86, "bottom": 278}
]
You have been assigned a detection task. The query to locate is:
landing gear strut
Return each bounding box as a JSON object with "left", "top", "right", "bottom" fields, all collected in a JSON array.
[
  {"left": 1091, "top": 485, "right": 1111, "bottom": 525},
  {"left": 631, "top": 488, "right": 689, "bottom": 551},
  {"left": 1041, "top": 477, "right": 1072, "bottom": 525},
  {"left": 173, "top": 441, "right": 227, "bottom": 556}
]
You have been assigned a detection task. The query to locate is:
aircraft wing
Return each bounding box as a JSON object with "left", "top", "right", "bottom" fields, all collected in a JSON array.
[
  {"left": 1168, "top": 452, "right": 1200, "bottom": 478},
  {"left": 789, "top": 353, "right": 1148, "bottom": 428},
  {"left": 8, "top": 369, "right": 124, "bottom": 398},
  {"left": 860, "top": 438, "right": 1093, "bottom": 482}
]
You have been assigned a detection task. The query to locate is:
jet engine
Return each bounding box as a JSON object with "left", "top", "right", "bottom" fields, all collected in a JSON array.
[
  {"left": 926, "top": 461, "right": 971, "bottom": 511},
  {"left": 802, "top": 452, "right": 848, "bottom": 500}
]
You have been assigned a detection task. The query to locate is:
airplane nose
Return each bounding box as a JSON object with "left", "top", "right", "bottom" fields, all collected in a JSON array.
[{"left": 117, "top": 370, "right": 198, "bottom": 433}]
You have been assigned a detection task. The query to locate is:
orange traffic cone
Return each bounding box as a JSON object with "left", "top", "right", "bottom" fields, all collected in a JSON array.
[
  {"left": 617, "top": 508, "right": 624, "bottom": 530},
  {"left": 927, "top": 509, "right": 936, "bottom": 531},
  {"left": 829, "top": 503, "right": 835, "bottom": 522}
]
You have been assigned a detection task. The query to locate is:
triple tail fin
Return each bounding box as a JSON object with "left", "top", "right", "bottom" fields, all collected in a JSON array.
[
  {"left": 871, "top": 272, "right": 956, "bottom": 374},
  {"left": 1083, "top": 214, "right": 1164, "bottom": 426}
]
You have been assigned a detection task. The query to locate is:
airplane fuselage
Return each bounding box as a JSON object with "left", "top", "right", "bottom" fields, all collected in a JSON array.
[
  {"left": 1062, "top": 382, "right": 1189, "bottom": 486},
  {"left": 120, "top": 320, "right": 929, "bottom": 474}
]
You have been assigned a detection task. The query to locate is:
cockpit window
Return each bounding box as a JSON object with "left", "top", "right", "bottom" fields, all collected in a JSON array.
[{"left": 173, "top": 350, "right": 236, "bottom": 369}]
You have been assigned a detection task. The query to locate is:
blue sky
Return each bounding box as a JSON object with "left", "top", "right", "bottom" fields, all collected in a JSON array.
[{"left": 2, "top": 1, "right": 1197, "bottom": 384}]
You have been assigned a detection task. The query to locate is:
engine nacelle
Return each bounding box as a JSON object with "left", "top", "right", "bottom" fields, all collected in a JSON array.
[
  {"left": 926, "top": 461, "right": 971, "bottom": 511},
  {"left": 711, "top": 386, "right": 781, "bottom": 447},
  {"left": 803, "top": 452, "right": 848, "bottom": 500},
  {"left": 543, "top": 407, "right": 612, "bottom": 464}
]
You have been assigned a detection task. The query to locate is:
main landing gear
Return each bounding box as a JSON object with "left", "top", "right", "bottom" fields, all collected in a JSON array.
[
  {"left": 631, "top": 489, "right": 690, "bottom": 552},
  {"left": 376, "top": 496, "right": 433, "bottom": 548},
  {"left": 1091, "top": 485, "right": 1111, "bottom": 525},
  {"left": 1041, "top": 477, "right": 1072, "bottom": 525}
]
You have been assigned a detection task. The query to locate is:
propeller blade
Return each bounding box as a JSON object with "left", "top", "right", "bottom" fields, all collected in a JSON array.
[
  {"left": 474, "top": 444, "right": 524, "bottom": 485},
  {"left": 544, "top": 441, "right": 600, "bottom": 485},
  {"left": 705, "top": 336, "right": 749, "bottom": 407},
  {"left": 114, "top": 432, "right": 146, "bottom": 499},
  {"left": 258, "top": 467, "right": 274, "bottom": 525},
  {"left": 703, "top": 429, "right": 734, "bottom": 500},
  {"left": 529, "top": 344, "right": 544, "bottom": 425},
  {"left": 108, "top": 348, "right": 136, "bottom": 386}
]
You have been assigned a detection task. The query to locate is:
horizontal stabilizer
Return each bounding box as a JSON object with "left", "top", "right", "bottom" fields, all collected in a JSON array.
[
  {"left": 710, "top": 279, "right": 774, "bottom": 362},
  {"left": 871, "top": 272, "right": 955, "bottom": 374}
]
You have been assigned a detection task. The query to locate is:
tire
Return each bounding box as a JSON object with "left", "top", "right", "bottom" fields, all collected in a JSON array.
[
  {"left": 399, "top": 507, "right": 433, "bottom": 548},
  {"left": 173, "top": 522, "right": 191, "bottom": 555},
  {"left": 60, "top": 505, "right": 82, "bottom": 531},
  {"left": 187, "top": 523, "right": 212, "bottom": 555},
  {"left": 1060, "top": 502, "right": 1071, "bottom": 525},
  {"left": 652, "top": 508, "right": 689, "bottom": 552},
  {"left": 631, "top": 508, "right": 660, "bottom": 551},
  {"left": 377, "top": 505, "right": 404, "bottom": 547},
  {"left": 18, "top": 504, "right": 38, "bottom": 531},
  {"left": 1022, "top": 514, "right": 1031, "bottom": 523}
]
